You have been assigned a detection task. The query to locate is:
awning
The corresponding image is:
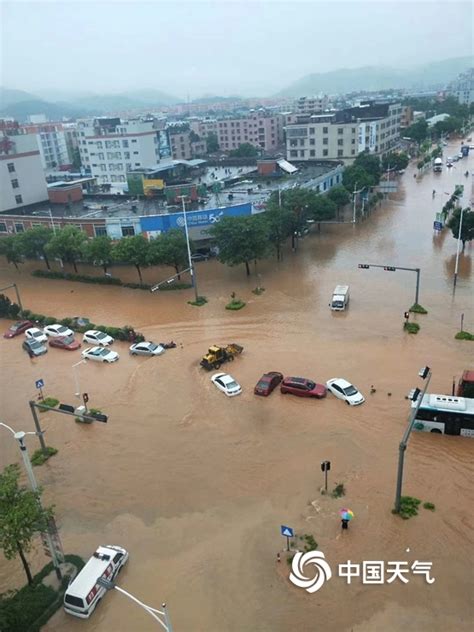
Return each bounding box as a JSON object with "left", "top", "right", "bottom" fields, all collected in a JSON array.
[{"left": 277, "top": 159, "right": 298, "bottom": 174}]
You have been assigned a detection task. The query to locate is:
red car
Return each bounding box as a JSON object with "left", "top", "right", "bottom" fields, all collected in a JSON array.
[
  {"left": 3, "top": 320, "right": 33, "bottom": 339},
  {"left": 48, "top": 335, "right": 81, "bottom": 351},
  {"left": 254, "top": 371, "right": 283, "bottom": 396},
  {"left": 280, "top": 377, "right": 327, "bottom": 398}
]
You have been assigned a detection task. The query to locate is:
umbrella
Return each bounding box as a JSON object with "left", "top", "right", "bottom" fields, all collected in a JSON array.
[{"left": 339, "top": 508, "right": 354, "bottom": 521}]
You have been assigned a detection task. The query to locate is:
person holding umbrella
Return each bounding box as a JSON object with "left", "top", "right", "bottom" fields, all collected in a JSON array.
[{"left": 340, "top": 508, "right": 354, "bottom": 530}]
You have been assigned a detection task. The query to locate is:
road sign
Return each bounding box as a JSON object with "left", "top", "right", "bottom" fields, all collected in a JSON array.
[
  {"left": 433, "top": 221, "right": 443, "bottom": 231},
  {"left": 35, "top": 379, "right": 44, "bottom": 389},
  {"left": 280, "top": 525, "right": 294, "bottom": 537},
  {"left": 320, "top": 461, "right": 331, "bottom": 472}
]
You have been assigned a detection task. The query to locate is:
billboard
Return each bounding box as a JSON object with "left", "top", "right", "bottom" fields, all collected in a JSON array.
[
  {"left": 158, "top": 130, "right": 171, "bottom": 159},
  {"left": 369, "top": 122, "right": 377, "bottom": 152},
  {"left": 358, "top": 123, "right": 366, "bottom": 153}
]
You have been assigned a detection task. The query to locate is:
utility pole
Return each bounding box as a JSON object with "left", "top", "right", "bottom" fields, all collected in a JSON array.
[
  {"left": 179, "top": 195, "right": 199, "bottom": 302},
  {"left": 394, "top": 367, "right": 432, "bottom": 513},
  {"left": 453, "top": 205, "right": 465, "bottom": 288},
  {"left": 0, "top": 422, "right": 63, "bottom": 580},
  {"left": 0, "top": 282, "right": 23, "bottom": 312}
]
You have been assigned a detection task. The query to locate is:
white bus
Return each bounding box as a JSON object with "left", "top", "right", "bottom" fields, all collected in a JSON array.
[{"left": 413, "top": 394, "right": 474, "bottom": 437}]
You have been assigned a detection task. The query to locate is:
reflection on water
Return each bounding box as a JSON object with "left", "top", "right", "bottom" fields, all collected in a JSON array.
[{"left": 0, "top": 143, "right": 473, "bottom": 632}]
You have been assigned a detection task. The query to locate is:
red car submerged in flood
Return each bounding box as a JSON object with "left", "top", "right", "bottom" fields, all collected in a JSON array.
[{"left": 3, "top": 320, "right": 33, "bottom": 339}]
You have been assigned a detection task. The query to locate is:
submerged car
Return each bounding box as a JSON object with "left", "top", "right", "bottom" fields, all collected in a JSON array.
[
  {"left": 83, "top": 330, "right": 114, "bottom": 346},
  {"left": 254, "top": 372, "right": 283, "bottom": 396},
  {"left": 49, "top": 335, "right": 81, "bottom": 351},
  {"left": 326, "top": 378, "right": 365, "bottom": 406},
  {"left": 211, "top": 372, "right": 242, "bottom": 397},
  {"left": 3, "top": 320, "right": 33, "bottom": 339},
  {"left": 82, "top": 346, "right": 119, "bottom": 363},
  {"left": 25, "top": 327, "right": 48, "bottom": 343},
  {"left": 23, "top": 338, "right": 47, "bottom": 356},
  {"left": 129, "top": 341, "right": 165, "bottom": 356},
  {"left": 43, "top": 324, "right": 74, "bottom": 338},
  {"left": 280, "top": 377, "right": 327, "bottom": 398}
]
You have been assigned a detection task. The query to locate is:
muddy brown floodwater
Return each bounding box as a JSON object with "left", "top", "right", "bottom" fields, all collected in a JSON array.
[{"left": 0, "top": 142, "right": 473, "bottom": 632}]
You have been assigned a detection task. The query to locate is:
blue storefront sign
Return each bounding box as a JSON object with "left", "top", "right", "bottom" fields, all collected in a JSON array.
[{"left": 140, "top": 203, "right": 252, "bottom": 236}]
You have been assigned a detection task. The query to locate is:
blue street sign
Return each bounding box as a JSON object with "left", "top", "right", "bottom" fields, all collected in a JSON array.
[
  {"left": 280, "top": 525, "right": 294, "bottom": 537},
  {"left": 35, "top": 379, "right": 45, "bottom": 389},
  {"left": 433, "top": 221, "right": 443, "bottom": 231}
]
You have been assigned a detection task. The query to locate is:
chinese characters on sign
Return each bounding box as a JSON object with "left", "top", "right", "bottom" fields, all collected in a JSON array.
[{"left": 338, "top": 560, "right": 435, "bottom": 585}]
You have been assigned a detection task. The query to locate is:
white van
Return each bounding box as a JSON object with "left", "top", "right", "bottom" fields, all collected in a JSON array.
[
  {"left": 330, "top": 285, "right": 350, "bottom": 311},
  {"left": 64, "top": 544, "right": 129, "bottom": 618}
]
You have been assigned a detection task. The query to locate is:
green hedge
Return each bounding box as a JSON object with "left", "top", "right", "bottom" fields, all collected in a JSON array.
[
  {"left": 31, "top": 269, "right": 192, "bottom": 292},
  {"left": 0, "top": 554, "right": 84, "bottom": 632}
]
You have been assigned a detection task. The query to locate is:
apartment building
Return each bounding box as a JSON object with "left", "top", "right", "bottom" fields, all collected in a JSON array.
[
  {"left": 77, "top": 117, "right": 171, "bottom": 189},
  {"left": 20, "top": 122, "right": 70, "bottom": 170},
  {"left": 448, "top": 69, "right": 474, "bottom": 105},
  {"left": 190, "top": 111, "right": 284, "bottom": 153},
  {"left": 0, "top": 132, "right": 48, "bottom": 213},
  {"left": 285, "top": 102, "right": 402, "bottom": 163},
  {"left": 168, "top": 128, "right": 207, "bottom": 160},
  {"left": 295, "top": 95, "right": 329, "bottom": 115}
]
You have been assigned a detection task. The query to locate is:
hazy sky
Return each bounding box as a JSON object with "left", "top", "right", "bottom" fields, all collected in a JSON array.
[{"left": 1, "top": 0, "right": 472, "bottom": 98}]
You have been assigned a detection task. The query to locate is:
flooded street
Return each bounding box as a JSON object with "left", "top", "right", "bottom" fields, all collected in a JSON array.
[{"left": 0, "top": 142, "right": 473, "bottom": 632}]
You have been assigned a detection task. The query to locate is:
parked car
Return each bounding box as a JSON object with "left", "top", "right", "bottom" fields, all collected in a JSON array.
[
  {"left": 254, "top": 371, "right": 283, "bottom": 396},
  {"left": 191, "top": 252, "right": 210, "bottom": 262},
  {"left": 129, "top": 341, "right": 165, "bottom": 356},
  {"left": 326, "top": 378, "right": 365, "bottom": 406},
  {"left": 280, "top": 377, "right": 327, "bottom": 398},
  {"left": 3, "top": 320, "right": 33, "bottom": 339},
  {"left": 44, "top": 324, "right": 74, "bottom": 338},
  {"left": 49, "top": 335, "right": 81, "bottom": 351},
  {"left": 25, "top": 327, "right": 48, "bottom": 343},
  {"left": 23, "top": 338, "right": 47, "bottom": 356},
  {"left": 211, "top": 372, "right": 242, "bottom": 397},
  {"left": 83, "top": 330, "right": 114, "bottom": 346},
  {"left": 82, "top": 346, "right": 119, "bottom": 363}
]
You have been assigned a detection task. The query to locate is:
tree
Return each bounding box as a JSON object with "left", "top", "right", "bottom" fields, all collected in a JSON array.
[
  {"left": 211, "top": 215, "right": 270, "bottom": 276},
  {"left": 262, "top": 201, "right": 295, "bottom": 260},
  {"left": 112, "top": 234, "right": 149, "bottom": 283},
  {"left": 328, "top": 185, "right": 351, "bottom": 213},
  {"left": 0, "top": 464, "right": 53, "bottom": 585},
  {"left": 353, "top": 152, "right": 381, "bottom": 183},
  {"left": 206, "top": 132, "right": 219, "bottom": 153},
  {"left": 148, "top": 229, "right": 190, "bottom": 279},
  {"left": 189, "top": 130, "right": 200, "bottom": 143},
  {"left": 82, "top": 235, "right": 114, "bottom": 274},
  {"left": 45, "top": 226, "right": 87, "bottom": 273},
  {"left": 228, "top": 143, "right": 259, "bottom": 158},
  {"left": 342, "top": 164, "right": 376, "bottom": 193},
  {"left": 18, "top": 225, "right": 53, "bottom": 269},
  {"left": 447, "top": 208, "right": 474, "bottom": 251},
  {"left": 0, "top": 293, "right": 20, "bottom": 319},
  {"left": 404, "top": 119, "right": 428, "bottom": 144},
  {"left": 71, "top": 147, "right": 82, "bottom": 170},
  {"left": 310, "top": 196, "right": 337, "bottom": 222},
  {"left": 278, "top": 188, "right": 315, "bottom": 232},
  {"left": 381, "top": 152, "right": 410, "bottom": 172},
  {"left": 0, "top": 235, "right": 23, "bottom": 270}
]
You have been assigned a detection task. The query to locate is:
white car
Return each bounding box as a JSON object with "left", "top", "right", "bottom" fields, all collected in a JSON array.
[
  {"left": 82, "top": 346, "right": 119, "bottom": 363},
  {"left": 43, "top": 323, "right": 74, "bottom": 338},
  {"left": 83, "top": 330, "right": 114, "bottom": 346},
  {"left": 211, "top": 372, "right": 242, "bottom": 397},
  {"left": 25, "top": 327, "right": 48, "bottom": 343},
  {"left": 326, "top": 378, "right": 365, "bottom": 406},
  {"left": 129, "top": 341, "right": 165, "bottom": 356}
]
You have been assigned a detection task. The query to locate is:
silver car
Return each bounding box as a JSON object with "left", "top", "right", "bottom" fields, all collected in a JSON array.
[
  {"left": 23, "top": 338, "right": 47, "bottom": 356},
  {"left": 129, "top": 341, "right": 165, "bottom": 356}
]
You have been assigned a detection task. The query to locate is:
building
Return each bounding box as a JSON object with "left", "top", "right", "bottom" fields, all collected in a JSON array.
[
  {"left": 285, "top": 102, "right": 402, "bottom": 163},
  {"left": 426, "top": 113, "right": 450, "bottom": 128},
  {"left": 20, "top": 122, "right": 70, "bottom": 170},
  {"left": 168, "top": 128, "right": 207, "bottom": 160},
  {"left": 190, "top": 111, "right": 284, "bottom": 153},
  {"left": 295, "top": 95, "right": 329, "bottom": 115},
  {"left": 0, "top": 131, "right": 48, "bottom": 213},
  {"left": 448, "top": 69, "right": 474, "bottom": 105},
  {"left": 77, "top": 117, "right": 172, "bottom": 190}
]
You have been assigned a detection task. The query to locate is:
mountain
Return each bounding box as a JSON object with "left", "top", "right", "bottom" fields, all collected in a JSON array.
[
  {"left": 0, "top": 87, "right": 42, "bottom": 109},
  {"left": 75, "top": 90, "right": 180, "bottom": 110},
  {"left": 277, "top": 56, "right": 473, "bottom": 97},
  {"left": 0, "top": 99, "right": 96, "bottom": 121}
]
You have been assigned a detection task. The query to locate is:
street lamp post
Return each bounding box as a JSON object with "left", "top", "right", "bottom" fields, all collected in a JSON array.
[
  {"left": 179, "top": 195, "right": 199, "bottom": 303},
  {"left": 0, "top": 422, "right": 63, "bottom": 579},
  {"left": 394, "top": 366, "right": 432, "bottom": 514},
  {"left": 72, "top": 359, "right": 86, "bottom": 398},
  {"left": 453, "top": 205, "right": 465, "bottom": 288},
  {"left": 352, "top": 184, "right": 365, "bottom": 223}
]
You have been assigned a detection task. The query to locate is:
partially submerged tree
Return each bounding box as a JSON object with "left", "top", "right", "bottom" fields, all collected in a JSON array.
[
  {"left": 148, "top": 229, "right": 190, "bottom": 279},
  {"left": 82, "top": 235, "right": 114, "bottom": 274},
  {"left": 447, "top": 208, "right": 474, "bottom": 251},
  {"left": 18, "top": 225, "right": 54, "bottom": 269},
  {"left": 45, "top": 226, "right": 87, "bottom": 273},
  {"left": 0, "top": 464, "right": 54, "bottom": 585},
  {"left": 211, "top": 215, "right": 270, "bottom": 276},
  {"left": 112, "top": 234, "right": 150, "bottom": 283},
  {"left": 0, "top": 235, "right": 23, "bottom": 270}
]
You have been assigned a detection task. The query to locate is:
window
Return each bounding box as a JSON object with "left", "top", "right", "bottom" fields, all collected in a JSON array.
[
  {"left": 11, "top": 179, "right": 19, "bottom": 188},
  {"left": 15, "top": 195, "right": 23, "bottom": 204},
  {"left": 94, "top": 225, "right": 107, "bottom": 236},
  {"left": 309, "top": 127, "right": 315, "bottom": 135},
  {"left": 290, "top": 150, "right": 298, "bottom": 158},
  {"left": 351, "top": 139, "right": 355, "bottom": 145},
  {"left": 337, "top": 139, "right": 343, "bottom": 146},
  {"left": 96, "top": 141, "right": 103, "bottom": 149},
  {"left": 7, "top": 162, "right": 15, "bottom": 172},
  {"left": 131, "top": 139, "right": 137, "bottom": 143},
  {"left": 133, "top": 151, "right": 139, "bottom": 155},
  {"left": 122, "top": 140, "right": 129, "bottom": 148},
  {"left": 310, "top": 149, "right": 315, "bottom": 157},
  {"left": 100, "top": 164, "right": 107, "bottom": 171},
  {"left": 338, "top": 128, "right": 343, "bottom": 134},
  {"left": 323, "top": 138, "right": 328, "bottom": 145},
  {"left": 337, "top": 149, "right": 343, "bottom": 157},
  {"left": 323, "top": 149, "right": 328, "bottom": 156},
  {"left": 124, "top": 152, "right": 130, "bottom": 159},
  {"left": 323, "top": 127, "right": 328, "bottom": 134},
  {"left": 98, "top": 152, "right": 105, "bottom": 159},
  {"left": 309, "top": 138, "right": 315, "bottom": 146},
  {"left": 0, "top": 222, "right": 7, "bottom": 232},
  {"left": 121, "top": 225, "right": 135, "bottom": 236}
]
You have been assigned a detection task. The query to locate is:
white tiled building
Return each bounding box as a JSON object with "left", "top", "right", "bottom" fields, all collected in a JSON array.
[
  {"left": 77, "top": 117, "right": 169, "bottom": 189},
  {"left": 20, "top": 122, "right": 70, "bottom": 170},
  {"left": 448, "top": 69, "right": 474, "bottom": 105}
]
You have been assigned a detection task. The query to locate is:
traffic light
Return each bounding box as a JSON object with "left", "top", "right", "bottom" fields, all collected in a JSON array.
[
  {"left": 418, "top": 366, "right": 430, "bottom": 380},
  {"left": 404, "top": 311, "right": 410, "bottom": 320},
  {"left": 384, "top": 266, "right": 396, "bottom": 271},
  {"left": 358, "top": 264, "right": 370, "bottom": 269}
]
